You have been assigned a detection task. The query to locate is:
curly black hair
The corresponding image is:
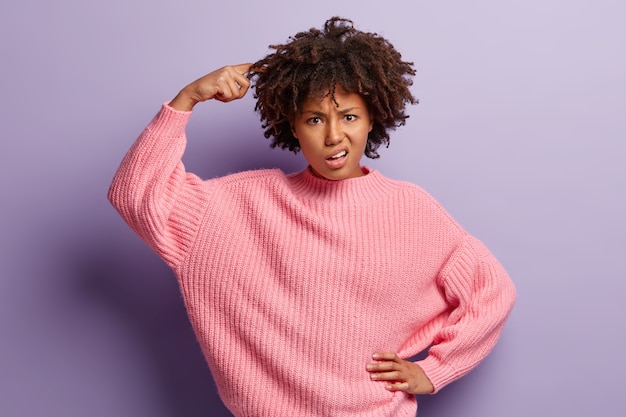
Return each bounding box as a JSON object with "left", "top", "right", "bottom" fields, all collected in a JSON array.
[{"left": 248, "top": 17, "right": 417, "bottom": 159}]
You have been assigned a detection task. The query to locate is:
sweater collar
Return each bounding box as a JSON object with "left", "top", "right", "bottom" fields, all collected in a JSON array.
[{"left": 287, "top": 166, "right": 398, "bottom": 204}]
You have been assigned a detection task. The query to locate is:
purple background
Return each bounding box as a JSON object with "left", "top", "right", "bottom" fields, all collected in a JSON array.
[{"left": 1, "top": 0, "right": 625, "bottom": 416}]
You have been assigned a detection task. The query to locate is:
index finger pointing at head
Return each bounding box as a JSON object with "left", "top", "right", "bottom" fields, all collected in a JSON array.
[{"left": 233, "top": 63, "right": 253, "bottom": 75}]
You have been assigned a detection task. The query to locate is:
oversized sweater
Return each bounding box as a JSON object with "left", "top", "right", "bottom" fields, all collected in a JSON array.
[{"left": 108, "top": 103, "right": 516, "bottom": 417}]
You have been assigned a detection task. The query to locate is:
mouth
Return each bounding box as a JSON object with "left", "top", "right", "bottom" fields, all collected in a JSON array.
[
  {"left": 327, "top": 150, "right": 347, "bottom": 160},
  {"left": 324, "top": 149, "right": 349, "bottom": 170}
]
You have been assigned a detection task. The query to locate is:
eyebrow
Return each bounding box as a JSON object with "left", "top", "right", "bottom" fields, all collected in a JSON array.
[{"left": 301, "top": 107, "right": 362, "bottom": 116}]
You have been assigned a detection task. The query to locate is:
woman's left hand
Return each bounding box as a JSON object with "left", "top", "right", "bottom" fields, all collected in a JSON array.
[{"left": 366, "top": 352, "right": 434, "bottom": 394}]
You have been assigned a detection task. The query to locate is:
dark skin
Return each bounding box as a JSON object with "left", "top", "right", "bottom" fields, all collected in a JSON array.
[
  {"left": 169, "top": 63, "right": 435, "bottom": 395},
  {"left": 170, "top": 63, "right": 253, "bottom": 111},
  {"left": 367, "top": 352, "right": 434, "bottom": 394}
]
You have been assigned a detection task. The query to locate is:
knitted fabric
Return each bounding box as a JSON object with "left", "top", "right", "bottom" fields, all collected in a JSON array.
[{"left": 108, "top": 103, "right": 516, "bottom": 417}]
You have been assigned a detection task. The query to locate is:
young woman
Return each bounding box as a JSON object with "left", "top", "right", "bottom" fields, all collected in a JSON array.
[{"left": 109, "top": 17, "right": 516, "bottom": 417}]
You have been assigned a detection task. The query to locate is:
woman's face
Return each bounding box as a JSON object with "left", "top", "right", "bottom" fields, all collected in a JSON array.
[{"left": 291, "top": 86, "right": 373, "bottom": 181}]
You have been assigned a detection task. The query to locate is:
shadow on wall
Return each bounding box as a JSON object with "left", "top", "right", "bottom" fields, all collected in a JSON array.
[{"left": 72, "top": 234, "right": 234, "bottom": 416}]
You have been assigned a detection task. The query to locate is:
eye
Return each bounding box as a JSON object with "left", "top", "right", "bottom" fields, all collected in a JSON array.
[
  {"left": 307, "top": 116, "right": 322, "bottom": 125},
  {"left": 344, "top": 114, "right": 357, "bottom": 122}
]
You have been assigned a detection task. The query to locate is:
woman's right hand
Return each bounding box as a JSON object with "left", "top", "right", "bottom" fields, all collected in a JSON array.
[{"left": 169, "top": 63, "right": 252, "bottom": 111}]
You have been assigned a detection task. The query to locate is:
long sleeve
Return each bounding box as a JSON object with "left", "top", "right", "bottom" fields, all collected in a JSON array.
[
  {"left": 416, "top": 235, "right": 516, "bottom": 392},
  {"left": 107, "top": 104, "right": 209, "bottom": 268}
]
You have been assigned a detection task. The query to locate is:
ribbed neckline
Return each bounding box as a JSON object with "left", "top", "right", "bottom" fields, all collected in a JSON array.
[{"left": 287, "top": 166, "right": 401, "bottom": 205}]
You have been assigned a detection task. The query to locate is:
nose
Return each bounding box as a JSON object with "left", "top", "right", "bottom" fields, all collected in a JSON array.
[{"left": 325, "top": 120, "right": 344, "bottom": 146}]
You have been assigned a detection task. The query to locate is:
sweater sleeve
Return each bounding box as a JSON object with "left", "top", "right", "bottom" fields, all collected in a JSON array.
[
  {"left": 107, "top": 103, "right": 210, "bottom": 268},
  {"left": 416, "top": 235, "right": 516, "bottom": 393}
]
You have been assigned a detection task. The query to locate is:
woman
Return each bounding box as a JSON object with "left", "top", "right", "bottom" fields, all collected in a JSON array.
[{"left": 109, "top": 16, "right": 516, "bottom": 417}]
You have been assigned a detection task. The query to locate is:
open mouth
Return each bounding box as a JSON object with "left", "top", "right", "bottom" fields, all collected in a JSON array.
[
  {"left": 324, "top": 149, "right": 349, "bottom": 170},
  {"left": 327, "top": 150, "right": 347, "bottom": 160}
]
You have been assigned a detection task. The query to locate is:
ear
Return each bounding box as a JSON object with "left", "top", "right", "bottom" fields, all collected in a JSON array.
[
  {"left": 290, "top": 122, "right": 298, "bottom": 139},
  {"left": 368, "top": 115, "right": 374, "bottom": 133}
]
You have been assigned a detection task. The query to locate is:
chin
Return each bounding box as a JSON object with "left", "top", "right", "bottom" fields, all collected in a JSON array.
[{"left": 314, "top": 168, "right": 362, "bottom": 181}]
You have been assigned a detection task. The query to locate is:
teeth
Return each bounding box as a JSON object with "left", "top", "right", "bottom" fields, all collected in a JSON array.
[{"left": 330, "top": 150, "right": 347, "bottom": 159}]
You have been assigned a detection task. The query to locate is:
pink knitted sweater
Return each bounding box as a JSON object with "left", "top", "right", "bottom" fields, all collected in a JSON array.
[{"left": 108, "top": 103, "right": 516, "bottom": 417}]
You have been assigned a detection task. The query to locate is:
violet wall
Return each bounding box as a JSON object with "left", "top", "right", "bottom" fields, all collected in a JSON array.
[{"left": 1, "top": 0, "right": 624, "bottom": 416}]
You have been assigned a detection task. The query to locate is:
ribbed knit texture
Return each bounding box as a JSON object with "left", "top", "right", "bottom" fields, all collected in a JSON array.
[{"left": 108, "top": 104, "right": 516, "bottom": 417}]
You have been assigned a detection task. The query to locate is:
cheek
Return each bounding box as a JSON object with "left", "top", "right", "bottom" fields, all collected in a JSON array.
[
  {"left": 296, "top": 136, "right": 316, "bottom": 156},
  {"left": 359, "top": 126, "right": 372, "bottom": 144},
  {"left": 294, "top": 128, "right": 322, "bottom": 148}
]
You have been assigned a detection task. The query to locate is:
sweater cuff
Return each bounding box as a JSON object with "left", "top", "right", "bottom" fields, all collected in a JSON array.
[
  {"left": 144, "top": 101, "right": 193, "bottom": 138},
  {"left": 416, "top": 355, "right": 458, "bottom": 394}
]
